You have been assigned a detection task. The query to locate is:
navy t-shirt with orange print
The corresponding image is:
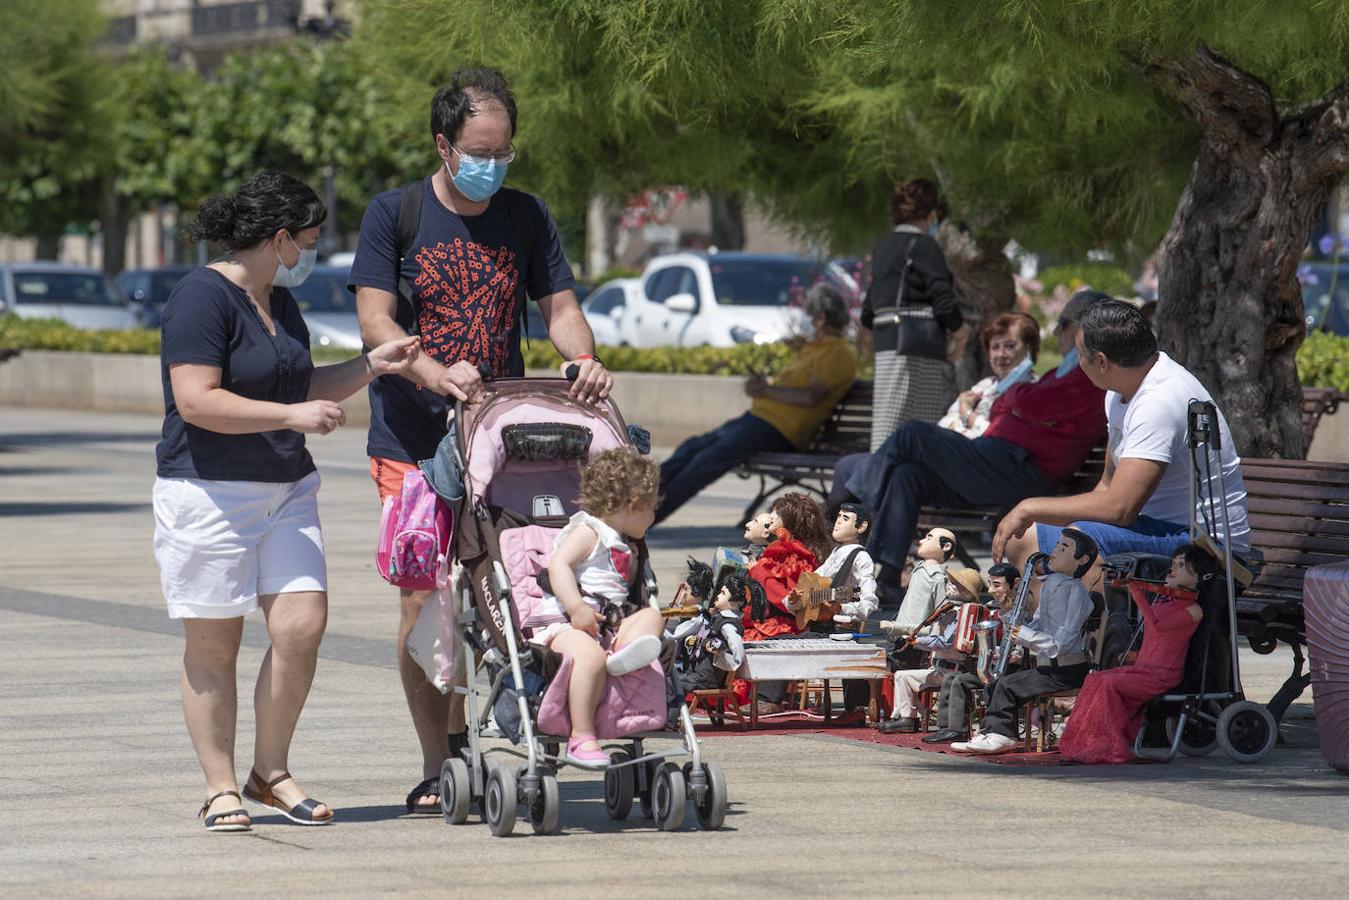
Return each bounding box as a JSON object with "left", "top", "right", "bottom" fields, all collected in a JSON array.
[{"left": 348, "top": 178, "right": 575, "bottom": 463}]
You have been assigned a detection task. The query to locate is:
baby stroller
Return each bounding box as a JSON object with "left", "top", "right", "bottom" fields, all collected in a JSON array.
[
  {"left": 438, "top": 376, "right": 726, "bottom": 836},
  {"left": 1114, "top": 400, "right": 1277, "bottom": 764}
]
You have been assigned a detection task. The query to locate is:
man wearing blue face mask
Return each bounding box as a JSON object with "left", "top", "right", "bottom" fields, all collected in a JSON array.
[
  {"left": 828, "top": 290, "right": 1109, "bottom": 604},
  {"left": 348, "top": 66, "right": 611, "bottom": 815}
]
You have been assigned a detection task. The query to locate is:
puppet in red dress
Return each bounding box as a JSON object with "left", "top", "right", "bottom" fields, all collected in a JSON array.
[
  {"left": 733, "top": 492, "right": 831, "bottom": 708},
  {"left": 1059, "top": 544, "right": 1217, "bottom": 764}
]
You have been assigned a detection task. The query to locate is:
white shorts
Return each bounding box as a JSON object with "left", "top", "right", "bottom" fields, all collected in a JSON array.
[{"left": 153, "top": 472, "right": 327, "bottom": 619}]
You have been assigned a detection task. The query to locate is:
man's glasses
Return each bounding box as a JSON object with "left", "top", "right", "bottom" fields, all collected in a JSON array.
[{"left": 453, "top": 144, "right": 517, "bottom": 164}]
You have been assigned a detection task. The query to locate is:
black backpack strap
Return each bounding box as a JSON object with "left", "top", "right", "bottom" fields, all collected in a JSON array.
[
  {"left": 395, "top": 180, "right": 423, "bottom": 332},
  {"left": 503, "top": 190, "right": 542, "bottom": 345}
]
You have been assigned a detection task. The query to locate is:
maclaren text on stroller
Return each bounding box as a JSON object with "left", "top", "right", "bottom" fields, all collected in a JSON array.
[{"left": 438, "top": 376, "right": 727, "bottom": 835}]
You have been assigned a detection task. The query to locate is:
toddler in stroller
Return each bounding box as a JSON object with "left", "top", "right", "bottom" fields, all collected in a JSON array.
[
  {"left": 445, "top": 376, "right": 726, "bottom": 835},
  {"left": 535, "top": 449, "right": 667, "bottom": 767}
]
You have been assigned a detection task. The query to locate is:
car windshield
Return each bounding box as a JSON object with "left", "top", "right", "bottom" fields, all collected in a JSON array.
[
  {"left": 14, "top": 272, "right": 123, "bottom": 306},
  {"left": 708, "top": 259, "right": 833, "bottom": 307},
  {"left": 1301, "top": 264, "right": 1349, "bottom": 336},
  {"left": 288, "top": 269, "right": 355, "bottom": 314}
]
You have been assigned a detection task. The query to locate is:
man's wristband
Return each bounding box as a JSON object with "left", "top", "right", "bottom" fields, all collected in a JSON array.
[
  {"left": 362, "top": 351, "right": 372, "bottom": 373},
  {"left": 574, "top": 353, "right": 602, "bottom": 366}
]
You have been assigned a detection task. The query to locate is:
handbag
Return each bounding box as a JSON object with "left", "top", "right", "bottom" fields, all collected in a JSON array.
[{"left": 872, "top": 235, "right": 948, "bottom": 360}]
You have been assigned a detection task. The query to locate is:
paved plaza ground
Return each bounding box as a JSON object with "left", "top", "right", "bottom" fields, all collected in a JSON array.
[{"left": 1, "top": 405, "right": 1345, "bottom": 898}]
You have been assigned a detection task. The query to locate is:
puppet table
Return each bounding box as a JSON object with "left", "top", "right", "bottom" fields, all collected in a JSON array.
[{"left": 739, "top": 638, "right": 889, "bottom": 727}]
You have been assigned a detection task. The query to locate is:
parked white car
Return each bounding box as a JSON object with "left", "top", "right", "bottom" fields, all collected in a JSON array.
[
  {"left": 0, "top": 262, "right": 141, "bottom": 330},
  {"left": 289, "top": 263, "right": 362, "bottom": 349},
  {"left": 616, "top": 252, "right": 853, "bottom": 348},
  {"left": 582, "top": 278, "right": 641, "bottom": 346}
]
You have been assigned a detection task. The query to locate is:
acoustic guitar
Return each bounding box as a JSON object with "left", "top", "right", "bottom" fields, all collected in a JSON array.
[{"left": 787, "top": 570, "right": 859, "bottom": 631}]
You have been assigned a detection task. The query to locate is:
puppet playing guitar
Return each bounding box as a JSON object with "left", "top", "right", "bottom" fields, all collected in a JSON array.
[{"left": 785, "top": 571, "right": 860, "bottom": 631}]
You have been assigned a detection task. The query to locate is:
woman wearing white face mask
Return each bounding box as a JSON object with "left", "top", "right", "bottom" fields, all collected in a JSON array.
[{"left": 155, "top": 172, "right": 419, "bottom": 832}]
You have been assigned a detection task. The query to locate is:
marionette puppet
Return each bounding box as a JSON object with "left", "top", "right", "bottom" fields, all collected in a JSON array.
[
  {"left": 1058, "top": 543, "right": 1213, "bottom": 764},
  {"left": 879, "top": 527, "right": 956, "bottom": 636}
]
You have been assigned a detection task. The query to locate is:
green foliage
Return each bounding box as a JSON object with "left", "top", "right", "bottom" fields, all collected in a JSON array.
[
  {"left": 354, "top": 0, "right": 1349, "bottom": 256},
  {"left": 523, "top": 341, "right": 793, "bottom": 375},
  {"left": 0, "top": 315, "right": 159, "bottom": 354},
  {"left": 591, "top": 267, "right": 643, "bottom": 284},
  {"left": 1037, "top": 264, "right": 1137, "bottom": 298},
  {"left": 0, "top": 314, "right": 797, "bottom": 374},
  {"left": 1297, "top": 331, "right": 1349, "bottom": 392},
  {"left": 0, "top": 0, "right": 107, "bottom": 240},
  {"left": 7, "top": 313, "right": 1344, "bottom": 391},
  {"left": 184, "top": 42, "right": 424, "bottom": 230},
  {"left": 104, "top": 49, "right": 211, "bottom": 213}
]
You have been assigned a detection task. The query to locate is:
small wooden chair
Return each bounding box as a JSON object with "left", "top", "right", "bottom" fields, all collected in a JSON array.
[{"left": 687, "top": 670, "right": 747, "bottom": 730}]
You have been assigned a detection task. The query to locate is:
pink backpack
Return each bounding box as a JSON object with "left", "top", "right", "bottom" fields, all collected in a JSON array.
[{"left": 376, "top": 470, "right": 452, "bottom": 590}]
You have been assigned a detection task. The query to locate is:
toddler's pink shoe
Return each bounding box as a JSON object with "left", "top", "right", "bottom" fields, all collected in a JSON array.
[{"left": 564, "top": 734, "right": 609, "bottom": 769}]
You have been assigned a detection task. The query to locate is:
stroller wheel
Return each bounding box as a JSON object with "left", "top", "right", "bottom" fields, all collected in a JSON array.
[
  {"left": 439, "top": 757, "right": 472, "bottom": 825},
  {"left": 528, "top": 774, "right": 561, "bottom": 835},
  {"left": 638, "top": 760, "right": 657, "bottom": 820},
  {"left": 485, "top": 765, "right": 518, "bottom": 836},
  {"left": 1165, "top": 715, "right": 1217, "bottom": 757},
  {"left": 603, "top": 751, "right": 635, "bottom": 820},
  {"left": 1217, "top": 701, "right": 1277, "bottom": 764},
  {"left": 653, "top": 762, "right": 686, "bottom": 832},
  {"left": 687, "top": 761, "right": 728, "bottom": 831}
]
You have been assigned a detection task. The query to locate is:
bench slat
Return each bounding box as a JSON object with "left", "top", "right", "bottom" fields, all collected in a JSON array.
[{"left": 1248, "top": 513, "right": 1349, "bottom": 538}]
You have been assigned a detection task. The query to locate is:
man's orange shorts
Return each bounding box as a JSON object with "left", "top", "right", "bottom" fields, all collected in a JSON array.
[{"left": 370, "top": 456, "right": 417, "bottom": 503}]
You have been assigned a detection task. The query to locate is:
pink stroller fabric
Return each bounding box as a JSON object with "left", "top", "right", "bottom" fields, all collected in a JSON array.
[
  {"left": 498, "top": 525, "right": 565, "bottom": 630},
  {"left": 536, "top": 656, "right": 667, "bottom": 739},
  {"left": 465, "top": 399, "right": 628, "bottom": 502}
]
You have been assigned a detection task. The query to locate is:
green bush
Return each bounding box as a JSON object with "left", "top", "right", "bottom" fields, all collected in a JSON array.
[
  {"left": 1037, "top": 263, "right": 1136, "bottom": 298},
  {"left": 0, "top": 314, "right": 796, "bottom": 375},
  {"left": 1297, "top": 331, "right": 1349, "bottom": 392},
  {"left": 523, "top": 340, "right": 793, "bottom": 375},
  {"left": 0, "top": 315, "right": 161, "bottom": 354},
  {"left": 8, "top": 312, "right": 1342, "bottom": 389}
]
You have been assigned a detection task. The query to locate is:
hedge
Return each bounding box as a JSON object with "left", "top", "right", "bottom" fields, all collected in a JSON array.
[
  {"left": 3, "top": 313, "right": 1346, "bottom": 388},
  {"left": 1037, "top": 263, "right": 1137, "bottom": 298}
]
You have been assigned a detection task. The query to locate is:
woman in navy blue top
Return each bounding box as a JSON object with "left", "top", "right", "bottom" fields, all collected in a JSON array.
[{"left": 154, "top": 172, "right": 419, "bottom": 832}]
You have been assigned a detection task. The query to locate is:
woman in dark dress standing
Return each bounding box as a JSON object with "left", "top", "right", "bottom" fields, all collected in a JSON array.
[
  {"left": 153, "top": 172, "right": 419, "bottom": 831},
  {"left": 861, "top": 179, "right": 966, "bottom": 450}
]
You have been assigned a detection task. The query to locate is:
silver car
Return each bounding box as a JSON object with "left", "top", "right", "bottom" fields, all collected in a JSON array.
[
  {"left": 289, "top": 263, "right": 362, "bottom": 349},
  {"left": 0, "top": 261, "right": 141, "bottom": 330}
]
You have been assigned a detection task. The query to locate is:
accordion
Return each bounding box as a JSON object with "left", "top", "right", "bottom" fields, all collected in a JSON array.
[{"left": 954, "top": 602, "right": 991, "bottom": 655}]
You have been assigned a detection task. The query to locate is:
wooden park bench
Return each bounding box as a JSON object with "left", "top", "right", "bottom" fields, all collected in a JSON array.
[
  {"left": 734, "top": 378, "right": 1105, "bottom": 566},
  {"left": 737, "top": 382, "right": 1343, "bottom": 566}
]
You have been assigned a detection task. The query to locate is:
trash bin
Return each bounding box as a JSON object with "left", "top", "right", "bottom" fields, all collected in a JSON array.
[{"left": 1305, "top": 560, "right": 1349, "bottom": 774}]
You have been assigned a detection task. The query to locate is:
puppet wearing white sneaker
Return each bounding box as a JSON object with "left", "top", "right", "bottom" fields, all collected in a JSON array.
[{"left": 953, "top": 528, "right": 1098, "bottom": 755}]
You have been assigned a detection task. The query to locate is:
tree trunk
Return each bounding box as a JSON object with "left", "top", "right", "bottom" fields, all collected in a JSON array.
[
  {"left": 1150, "top": 45, "right": 1349, "bottom": 458},
  {"left": 709, "top": 191, "right": 745, "bottom": 250},
  {"left": 940, "top": 226, "right": 1016, "bottom": 389},
  {"left": 34, "top": 234, "right": 60, "bottom": 260},
  {"left": 99, "top": 186, "right": 129, "bottom": 276}
]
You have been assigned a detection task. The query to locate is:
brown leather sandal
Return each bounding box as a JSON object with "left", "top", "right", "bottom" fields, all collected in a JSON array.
[
  {"left": 242, "top": 770, "right": 333, "bottom": 826},
  {"left": 199, "top": 790, "right": 251, "bottom": 832}
]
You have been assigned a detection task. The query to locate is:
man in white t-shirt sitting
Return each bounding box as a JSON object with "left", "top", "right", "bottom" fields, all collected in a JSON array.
[{"left": 992, "top": 299, "right": 1250, "bottom": 566}]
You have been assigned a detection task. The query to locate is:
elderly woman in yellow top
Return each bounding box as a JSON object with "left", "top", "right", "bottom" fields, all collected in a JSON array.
[{"left": 655, "top": 283, "right": 858, "bottom": 522}]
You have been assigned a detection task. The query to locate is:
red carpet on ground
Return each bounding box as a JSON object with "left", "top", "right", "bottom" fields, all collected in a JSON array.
[{"left": 695, "top": 710, "right": 1068, "bottom": 766}]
